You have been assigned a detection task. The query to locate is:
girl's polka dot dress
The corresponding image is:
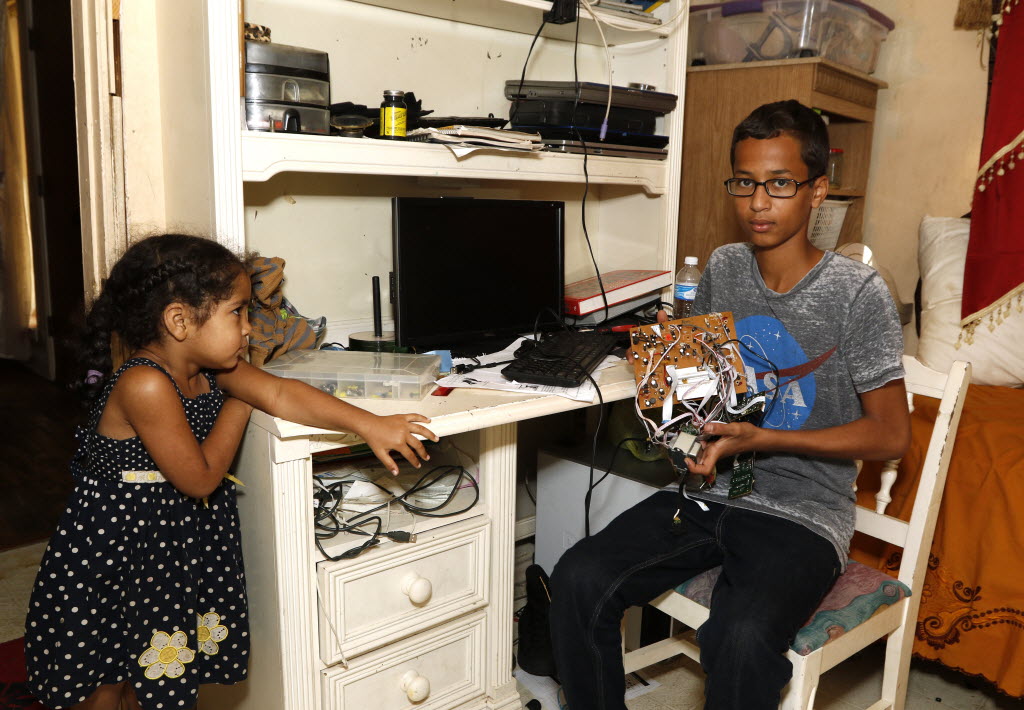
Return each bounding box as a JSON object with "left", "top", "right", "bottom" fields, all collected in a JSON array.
[{"left": 26, "top": 358, "right": 249, "bottom": 709}]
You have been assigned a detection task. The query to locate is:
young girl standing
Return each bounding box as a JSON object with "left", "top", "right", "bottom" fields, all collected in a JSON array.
[{"left": 25, "top": 234, "right": 438, "bottom": 710}]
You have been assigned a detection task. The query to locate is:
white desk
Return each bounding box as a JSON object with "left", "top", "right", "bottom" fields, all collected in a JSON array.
[{"left": 204, "top": 361, "right": 636, "bottom": 710}]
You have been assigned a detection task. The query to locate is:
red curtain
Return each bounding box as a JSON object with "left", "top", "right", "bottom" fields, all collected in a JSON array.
[{"left": 963, "top": 4, "right": 1024, "bottom": 333}]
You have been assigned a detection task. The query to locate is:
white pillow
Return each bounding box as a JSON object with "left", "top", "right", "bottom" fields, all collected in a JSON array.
[{"left": 917, "top": 216, "right": 1024, "bottom": 387}]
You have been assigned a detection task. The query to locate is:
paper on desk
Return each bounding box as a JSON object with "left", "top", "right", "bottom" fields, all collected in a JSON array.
[
  {"left": 407, "top": 126, "right": 543, "bottom": 159},
  {"left": 444, "top": 144, "right": 540, "bottom": 158},
  {"left": 438, "top": 337, "right": 618, "bottom": 403}
]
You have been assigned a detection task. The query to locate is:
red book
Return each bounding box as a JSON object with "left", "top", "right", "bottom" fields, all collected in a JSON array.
[{"left": 563, "top": 269, "right": 672, "bottom": 316}]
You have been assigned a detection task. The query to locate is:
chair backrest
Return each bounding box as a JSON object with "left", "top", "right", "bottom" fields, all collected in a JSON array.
[{"left": 854, "top": 356, "right": 971, "bottom": 595}]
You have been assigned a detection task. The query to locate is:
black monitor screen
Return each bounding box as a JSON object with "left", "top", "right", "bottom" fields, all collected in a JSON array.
[{"left": 392, "top": 197, "right": 565, "bottom": 352}]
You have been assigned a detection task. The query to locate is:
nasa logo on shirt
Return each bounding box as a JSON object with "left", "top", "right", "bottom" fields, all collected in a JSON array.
[{"left": 736, "top": 315, "right": 836, "bottom": 430}]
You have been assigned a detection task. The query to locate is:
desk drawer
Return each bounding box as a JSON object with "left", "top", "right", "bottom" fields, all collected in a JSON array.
[
  {"left": 321, "top": 611, "right": 486, "bottom": 710},
  {"left": 318, "top": 519, "right": 489, "bottom": 665}
]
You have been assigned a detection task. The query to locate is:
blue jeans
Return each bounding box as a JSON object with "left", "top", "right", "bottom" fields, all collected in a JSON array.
[{"left": 549, "top": 491, "right": 840, "bottom": 710}]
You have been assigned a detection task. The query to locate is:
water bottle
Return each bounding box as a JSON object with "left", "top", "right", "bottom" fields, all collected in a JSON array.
[{"left": 673, "top": 256, "right": 701, "bottom": 319}]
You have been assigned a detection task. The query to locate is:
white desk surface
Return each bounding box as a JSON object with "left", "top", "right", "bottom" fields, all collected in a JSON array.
[{"left": 249, "top": 359, "right": 637, "bottom": 441}]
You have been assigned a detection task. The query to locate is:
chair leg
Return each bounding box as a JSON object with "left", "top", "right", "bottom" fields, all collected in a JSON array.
[
  {"left": 780, "top": 651, "right": 822, "bottom": 710},
  {"left": 880, "top": 622, "right": 916, "bottom": 710}
]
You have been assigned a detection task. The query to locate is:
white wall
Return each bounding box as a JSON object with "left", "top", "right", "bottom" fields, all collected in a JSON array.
[
  {"left": 860, "top": 0, "right": 989, "bottom": 337},
  {"left": 119, "top": 0, "right": 215, "bottom": 240}
]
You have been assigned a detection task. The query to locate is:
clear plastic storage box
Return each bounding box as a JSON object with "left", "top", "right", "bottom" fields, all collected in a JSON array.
[
  {"left": 688, "top": 0, "right": 894, "bottom": 74},
  {"left": 262, "top": 350, "right": 441, "bottom": 401}
]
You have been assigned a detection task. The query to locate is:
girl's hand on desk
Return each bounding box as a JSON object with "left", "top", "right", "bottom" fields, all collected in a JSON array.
[{"left": 353, "top": 412, "right": 439, "bottom": 475}]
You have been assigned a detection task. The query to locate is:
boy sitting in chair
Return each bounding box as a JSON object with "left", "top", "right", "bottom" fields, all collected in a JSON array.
[{"left": 549, "top": 100, "right": 910, "bottom": 710}]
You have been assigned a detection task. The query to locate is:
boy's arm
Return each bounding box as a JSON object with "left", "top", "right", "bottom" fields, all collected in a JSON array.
[
  {"left": 684, "top": 377, "right": 910, "bottom": 476},
  {"left": 217, "top": 359, "right": 439, "bottom": 474}
]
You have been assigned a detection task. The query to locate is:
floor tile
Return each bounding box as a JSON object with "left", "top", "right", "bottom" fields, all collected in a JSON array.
[
  {"left": 630, "top": 657, "right": 705, "bottom": 710},
  {"left": 0, "top": 541, "right": 46, "bottom": 643},
  {"left": 977, "top": 692, "right": 1024, "bottom": 710},
  {"left": 906, "top": 661, "right": 991, "bottom": 710},
  {"left": 625, "top": 694, "right": 679, "bottom": 710}
]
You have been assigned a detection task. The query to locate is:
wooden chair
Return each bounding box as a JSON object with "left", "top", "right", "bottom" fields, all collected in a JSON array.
[{"left": 622, "top": 356, "right": 971, "bottom": 710}]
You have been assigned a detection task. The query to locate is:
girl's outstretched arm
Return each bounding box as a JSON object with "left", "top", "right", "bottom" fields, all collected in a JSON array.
[
  {"left": 217, "top": 359, "right": 439, "bottom": 474},
  {"left": 107, "top": 366, "right": 254, "bottom": 498}
]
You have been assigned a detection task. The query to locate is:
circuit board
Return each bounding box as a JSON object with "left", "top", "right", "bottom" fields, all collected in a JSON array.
[{"left": 628, "top": 312, "right": 747, "bottom": 411}]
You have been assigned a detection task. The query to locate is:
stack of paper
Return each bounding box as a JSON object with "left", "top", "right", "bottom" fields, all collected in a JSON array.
[{"left": 407, "top": 125, "right": 543, "bottom": 156}]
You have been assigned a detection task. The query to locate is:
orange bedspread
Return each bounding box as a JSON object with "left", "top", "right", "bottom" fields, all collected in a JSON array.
[{"left": 851, "top": 384, "right": 1024, "bottom": 697}]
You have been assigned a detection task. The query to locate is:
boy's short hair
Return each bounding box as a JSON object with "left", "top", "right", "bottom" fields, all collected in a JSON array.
[{"left": 730, "top": 100, "right": 830, "bottom": 179}]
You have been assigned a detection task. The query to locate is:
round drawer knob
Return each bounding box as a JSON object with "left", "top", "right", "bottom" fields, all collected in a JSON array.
[
  {"left": 400, "top": 669, "right": 430, "bottom": 702},
  {"left": 401, "top": 572, "right": 433, "bottom": 605}
]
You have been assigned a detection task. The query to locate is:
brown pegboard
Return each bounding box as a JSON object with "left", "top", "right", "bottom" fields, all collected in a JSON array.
[{"left": 628, "top": 312, "right": 746, "bottom": 411}]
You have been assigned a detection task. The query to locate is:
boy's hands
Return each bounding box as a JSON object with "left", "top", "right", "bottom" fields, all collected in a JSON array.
[
  {"left": 684, "top": 421, "right": 762, "bottom": 477},
  {"left": 354, "top": 413, "right": 439, "bottom": 475}
]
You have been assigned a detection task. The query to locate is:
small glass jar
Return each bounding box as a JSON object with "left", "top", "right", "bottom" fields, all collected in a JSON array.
[
  {"left": 827, "top": 148, "right": 844, "bottom": 188},
  {"left": 379, "top": 90, "right": 407, "bottom": 140}
]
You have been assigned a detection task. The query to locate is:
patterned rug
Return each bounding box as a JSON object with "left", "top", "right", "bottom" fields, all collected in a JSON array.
[{"left": 0, "top": 639, "right": 46, "bottom": 709}]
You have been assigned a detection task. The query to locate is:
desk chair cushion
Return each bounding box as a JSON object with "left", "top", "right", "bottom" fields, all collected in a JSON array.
[{"left": 675, "top": 561, "right": 911, "bottom": 656}]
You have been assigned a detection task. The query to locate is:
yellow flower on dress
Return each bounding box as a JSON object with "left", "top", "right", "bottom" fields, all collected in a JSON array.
[
  {"left": 197, "top": 612, "right": 229, "bottom": 655},
  {"left": 138, "top": 630, "right": 195, "bottom": 679}
]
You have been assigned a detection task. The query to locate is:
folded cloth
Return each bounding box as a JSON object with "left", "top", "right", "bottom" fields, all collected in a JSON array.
[{"left": 247, "top": 256, "right": 318, "bottom": 367}]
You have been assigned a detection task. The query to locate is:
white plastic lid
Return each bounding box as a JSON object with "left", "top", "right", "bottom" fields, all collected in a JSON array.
[{"left": 684, "top": 256, "right": 698, "bottom": 266}]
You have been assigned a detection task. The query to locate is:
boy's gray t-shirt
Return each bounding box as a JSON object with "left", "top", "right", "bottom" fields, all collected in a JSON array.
[{"left": 678, "top": 243, "right": 905, "bottom": 564}]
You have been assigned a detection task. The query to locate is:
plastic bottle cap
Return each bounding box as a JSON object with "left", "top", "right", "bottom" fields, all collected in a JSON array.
[{"left": 684, "top": 256, "right": 698, "bottom": 266}]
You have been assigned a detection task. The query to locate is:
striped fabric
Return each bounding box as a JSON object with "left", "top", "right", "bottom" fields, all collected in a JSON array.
[{"left": 247, "top": 256, "right": 318, "bottom": 367}]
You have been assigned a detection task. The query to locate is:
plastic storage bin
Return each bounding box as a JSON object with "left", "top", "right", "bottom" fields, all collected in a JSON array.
[
  {"left": 262, "top": 350, "right": 441, "bottom": 401},
  {"left": 808, "top": 198, "right": 850, "bottom": 250},
  {"left": 688, "top": 0, "right": 894, "bottom": 74}
]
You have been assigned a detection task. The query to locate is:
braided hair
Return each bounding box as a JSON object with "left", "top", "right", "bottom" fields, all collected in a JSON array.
[{"left": 75, "top": 234, "right": 246, "bottom": 400}]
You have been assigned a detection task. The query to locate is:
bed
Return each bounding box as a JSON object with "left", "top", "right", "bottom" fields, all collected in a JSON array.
[{"left": 849, "top": 216, "right": 1024, "bottom": 697}]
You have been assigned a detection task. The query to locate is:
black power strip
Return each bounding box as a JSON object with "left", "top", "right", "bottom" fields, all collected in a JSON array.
[{"left": 545, "top": 0, "right": 578, "bottom": 24}]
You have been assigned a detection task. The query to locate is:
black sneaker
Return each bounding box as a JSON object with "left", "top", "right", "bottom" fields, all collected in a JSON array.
[{"left": 516, "top": 564, "right": 557, "bottom": 678}]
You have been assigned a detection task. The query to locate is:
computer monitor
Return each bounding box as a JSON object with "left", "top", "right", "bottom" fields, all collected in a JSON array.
[{"left": 392, "top": 196, "right": 565, "bottom": 353}]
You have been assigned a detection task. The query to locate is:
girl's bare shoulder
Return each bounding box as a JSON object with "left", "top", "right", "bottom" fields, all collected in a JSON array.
[{"left": 98, "top": 365, "right": 178, "bottom": 438}]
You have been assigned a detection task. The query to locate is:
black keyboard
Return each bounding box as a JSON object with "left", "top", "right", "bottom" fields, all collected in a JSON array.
[{"left": 501, "top": 331, "right": 619, "bottom": 388}]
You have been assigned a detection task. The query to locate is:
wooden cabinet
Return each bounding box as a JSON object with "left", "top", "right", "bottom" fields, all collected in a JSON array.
[{"left": 675, "top": 58, "right": 887, "bottom": 270}]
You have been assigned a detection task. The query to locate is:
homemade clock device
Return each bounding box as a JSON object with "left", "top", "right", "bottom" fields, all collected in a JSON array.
[{"left": 627, "top": 313, "right": 766, "bottom": 497}]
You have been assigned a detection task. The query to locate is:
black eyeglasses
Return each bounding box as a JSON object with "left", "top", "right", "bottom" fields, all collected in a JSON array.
[{"left": 723, "top": 177, "right": 820, "bottom": 198}]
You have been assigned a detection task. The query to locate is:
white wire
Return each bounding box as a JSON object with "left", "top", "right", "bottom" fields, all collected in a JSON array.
[
  {"left": 634, "top": 324, "right": 745, "bottom": 449},
  {"left": 577, "top": 0, "right": 614, "bottom": 135},
  {"left": 739, "top": 333, "right": 790, "bottom": 426},
  {"left": 316, "top": 577, "right": 349, "bottom": 669}
]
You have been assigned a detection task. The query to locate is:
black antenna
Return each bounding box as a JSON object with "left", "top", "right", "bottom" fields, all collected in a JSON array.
[{"left": 371, "top": 275, "right": 383, "bottom": 338}]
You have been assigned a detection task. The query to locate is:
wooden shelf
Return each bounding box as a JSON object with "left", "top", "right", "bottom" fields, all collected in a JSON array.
[
  {"left": 347, "top": 0, "right": 670, "bottom": 45},
  {"left": 829, "top": 188, "right": 865, "bottom": 198},
  {"left": 687, "top": 57, "right": 887, "bottom": 89},
  {"left": 240, "top": 132, "right": 669, "bottom": 194},
  {"left": 677, "top": 58, "right": 885, "bottom": 268}
]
